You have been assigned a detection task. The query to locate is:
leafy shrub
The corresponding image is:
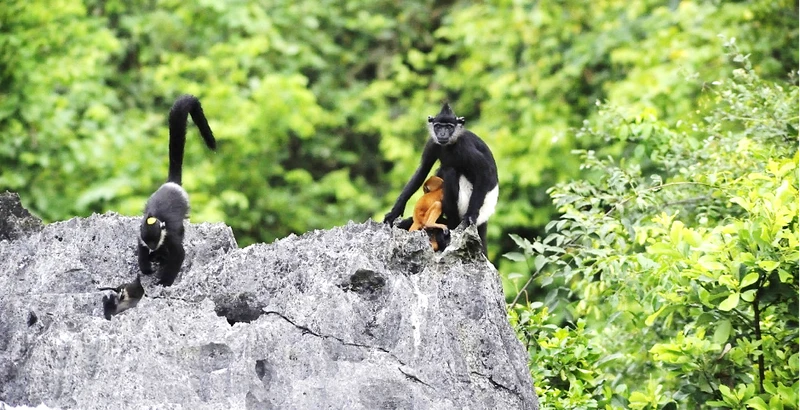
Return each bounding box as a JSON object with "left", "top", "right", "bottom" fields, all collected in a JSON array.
[{"left": 508, "top": 48, "right": 798, "bottom": 409}]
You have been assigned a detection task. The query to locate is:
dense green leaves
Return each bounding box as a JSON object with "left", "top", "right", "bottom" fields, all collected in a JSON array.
[
  {"left": 508, "top": 51, "right": 798, "bottom": 408},
  {"left": 1, "top": 1, "right": 798, "bottom": 407}
]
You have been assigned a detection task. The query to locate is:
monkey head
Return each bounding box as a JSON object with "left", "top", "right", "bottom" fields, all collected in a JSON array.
[
  {"left": 140, "top": 215, "right": 166, "bottom": 251},
  {"left": 427, "top": 103, "right": 465, "bottom": 146},
  {"left": 422, "top": 176, "right": 444, "bottom": 194}
]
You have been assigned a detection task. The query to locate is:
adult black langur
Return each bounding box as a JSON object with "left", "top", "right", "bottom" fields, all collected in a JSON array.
[
  {"left": 383, "top": 103, "right": 498, "bottom": 255},
  {"left": 138, "top": 95, "right": 216, "bottom": 286}
]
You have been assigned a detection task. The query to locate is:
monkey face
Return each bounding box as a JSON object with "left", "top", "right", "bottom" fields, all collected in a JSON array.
[
  {"left": 427, "top": 103, "right": 466, "bottom": 145},
  {"left": 140, "top": 216, "right": 166, "bottom": 251}
]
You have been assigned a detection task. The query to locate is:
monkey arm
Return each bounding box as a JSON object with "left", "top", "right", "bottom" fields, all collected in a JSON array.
[
  {"left": 137, "top": 243, "right": 154, "bottom": 276},
  {"left": 156, "top": 242, "right": 185, "bottom": 286},
  {"left": 395, "top": 217, "right": 414, "bottom": 230},
  {"left": 410, "top": 193, "right": 435, "bottom": 231},
  {"left": 384, "top": 142, "right": 439, "bottom": 223}
]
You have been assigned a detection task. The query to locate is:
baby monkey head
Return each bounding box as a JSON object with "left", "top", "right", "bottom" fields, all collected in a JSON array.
[
  {"left": 427, "top": 103, "right": 465, "bottom": 146},
  {"left": 423, "top": 176, "right": 444, "bottom": 194},
  {"left": 140, "top": 216, "right": 166, "bottom": 251}
]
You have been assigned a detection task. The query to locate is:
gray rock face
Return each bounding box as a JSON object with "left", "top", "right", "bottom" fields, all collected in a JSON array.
[
  {"left": 0, "top": 192, "right": 43, "bottom": 242},
  {"left": 0, "top": 195, "right": 538, "bottom": 410}
]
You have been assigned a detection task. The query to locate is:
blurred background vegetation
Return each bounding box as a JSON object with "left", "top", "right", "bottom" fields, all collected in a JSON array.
[
  {"left": 0, "top": 0, "right": 794, "bottom": 281},
  {"left": 1, "top": 0, "right": 797, "bottom": 408}
]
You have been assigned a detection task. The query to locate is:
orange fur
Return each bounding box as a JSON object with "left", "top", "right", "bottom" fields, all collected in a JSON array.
[{"left": 410, "top": 176, "right": 449, "bottom": 250}]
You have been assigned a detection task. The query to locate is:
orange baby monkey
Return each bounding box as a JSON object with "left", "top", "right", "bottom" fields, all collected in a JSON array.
[{"left": 409, "top": 176, "right": 450, "bottom": 250}]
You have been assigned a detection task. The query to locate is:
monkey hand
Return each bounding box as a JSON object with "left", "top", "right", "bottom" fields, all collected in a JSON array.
[
  {"left": 383, "top": 211, "right": 402, "bottom": 225},
  {"left": 139, "top": 264, "right": 154, "bottom": 276}
]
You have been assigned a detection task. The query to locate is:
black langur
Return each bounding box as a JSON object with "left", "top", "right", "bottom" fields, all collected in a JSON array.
[
  {"left": 138, "top": 95, "right": 216, "bottom": 286},
  {"left": 383, "top": 103, "right": 498, "bottom": 255},
  {"left": 99, "top": 275, "right": 145, "bottom": 320}
]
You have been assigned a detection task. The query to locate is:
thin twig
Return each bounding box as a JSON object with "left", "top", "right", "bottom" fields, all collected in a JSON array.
[
  {"left": 753, "top": 278, "right": 765, "bottom": 393},
  {"left": 604, "top": 181, "right": 718, "bottom": 217}
]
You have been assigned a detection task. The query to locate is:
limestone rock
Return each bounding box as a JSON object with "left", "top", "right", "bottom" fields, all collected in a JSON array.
[
  {"left": 0, "top": 192, "right": 43, "bottom": 242},
  {"left": 0, "top": 196, "right": 538, "bottom": 410}
]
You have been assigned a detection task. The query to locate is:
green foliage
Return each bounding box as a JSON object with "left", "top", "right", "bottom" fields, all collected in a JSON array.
[
  {"left": 2, "top": 0, "right": 796, "bottom": 261},
  {"left": 510, "top": 305, "right": 611, "bottom": 409},
  {"left": 2, "top": 3, "right": 798, "bottom": 405},
  {"left": 508, "top": 50, "right": 798, "bottom": 409}
]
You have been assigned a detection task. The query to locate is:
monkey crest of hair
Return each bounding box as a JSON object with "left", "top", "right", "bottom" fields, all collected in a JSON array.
[{"left": 137, "top": 94, "right": 216, "bottom": 286}]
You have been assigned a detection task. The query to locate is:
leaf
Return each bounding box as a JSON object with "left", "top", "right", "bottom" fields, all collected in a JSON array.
[
  {"left": 776, "top": 383, "right": 795, "bottom": 402},
  {"left": 789, "top": 353, "right": 800, "bottom": 372},
  {"left": 740, "top": 272, "right": 760, "bottom": 288},
  {"left": 757, "top": 260, "right": 780, "bottom": 272},
  {"left": 768, "top": 395, "right": 784, "bottom": 410},
  {"left": 719, "top": 384, "right": 734, "bottom": 400},
  {"left": 718, "top": 293, "right": 740, "bottom": 311},
  {"left": 745, "top": 397, "right": 769, "bottom": 410},
  {"left": 646, "top": 305, "right": 668, "bottom": 326},
  {"left": 503, "top": 252, "right": 527, "bottom": 262},
  {"left": 741, "top": 289, "right": 757, "bottom": 302},
  {"left": 698, "top": 256, "right": 726, "bottom": 272},
  {"left": 507, "top": 272, "right": 524, "bottom": 280},
  {"left": 713, "top": 320, "right": 732, "bottom": 344},
  {"left": 533, "top": 255, "right": 547, "bottom": 272},
  {"left": 628, "top": 391, "right": 649, "bottom": 404}
]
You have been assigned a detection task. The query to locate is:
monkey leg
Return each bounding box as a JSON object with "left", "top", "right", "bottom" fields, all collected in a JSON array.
[
  {"left": 477, "top": 223, "right": 488, "bottom": 256},
  {"left": 137, "top": 243, "right": 154, "bottom": 276},
  {"left": 422, "top": 202, "right": 449, "bottom": 232},
  {"left": 395, "top": 217, "right": 414, "bottom": 231},
  {"left": 409, "top": 221, "right": 424, "bottom": 232},
  {"left": 156, "top": 244, "right": 185, "bottom": 286},
  {"left": 435, "top": 168, "right": 461, "bottom": 228},
  {"left": 424, "top": 222, "right": 449, "bottom": 231}
]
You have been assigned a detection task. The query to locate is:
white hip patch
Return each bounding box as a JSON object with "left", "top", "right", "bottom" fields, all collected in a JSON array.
[{"left": 457, "top": 176, "right": 498, "bottom": 225}]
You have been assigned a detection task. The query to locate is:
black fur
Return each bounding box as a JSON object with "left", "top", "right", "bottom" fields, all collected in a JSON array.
[
  {"left": 384, "top": 103, "right": 498, "bottom": 255},
  {"left": 100, "top": 275, "right": 145, "bottom": 320},
  {"left": 138, "top": 95, "right": 216, "bottom": 286}
]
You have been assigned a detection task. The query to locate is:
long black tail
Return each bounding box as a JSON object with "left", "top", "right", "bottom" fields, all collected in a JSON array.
[{"left": 167, "top": 95, "right": 216, "bottom": 185}]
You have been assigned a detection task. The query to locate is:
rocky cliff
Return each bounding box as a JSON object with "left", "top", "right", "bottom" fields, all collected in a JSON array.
[{"left": 0, "top": 192, "right": 538, "bottom": 410}]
